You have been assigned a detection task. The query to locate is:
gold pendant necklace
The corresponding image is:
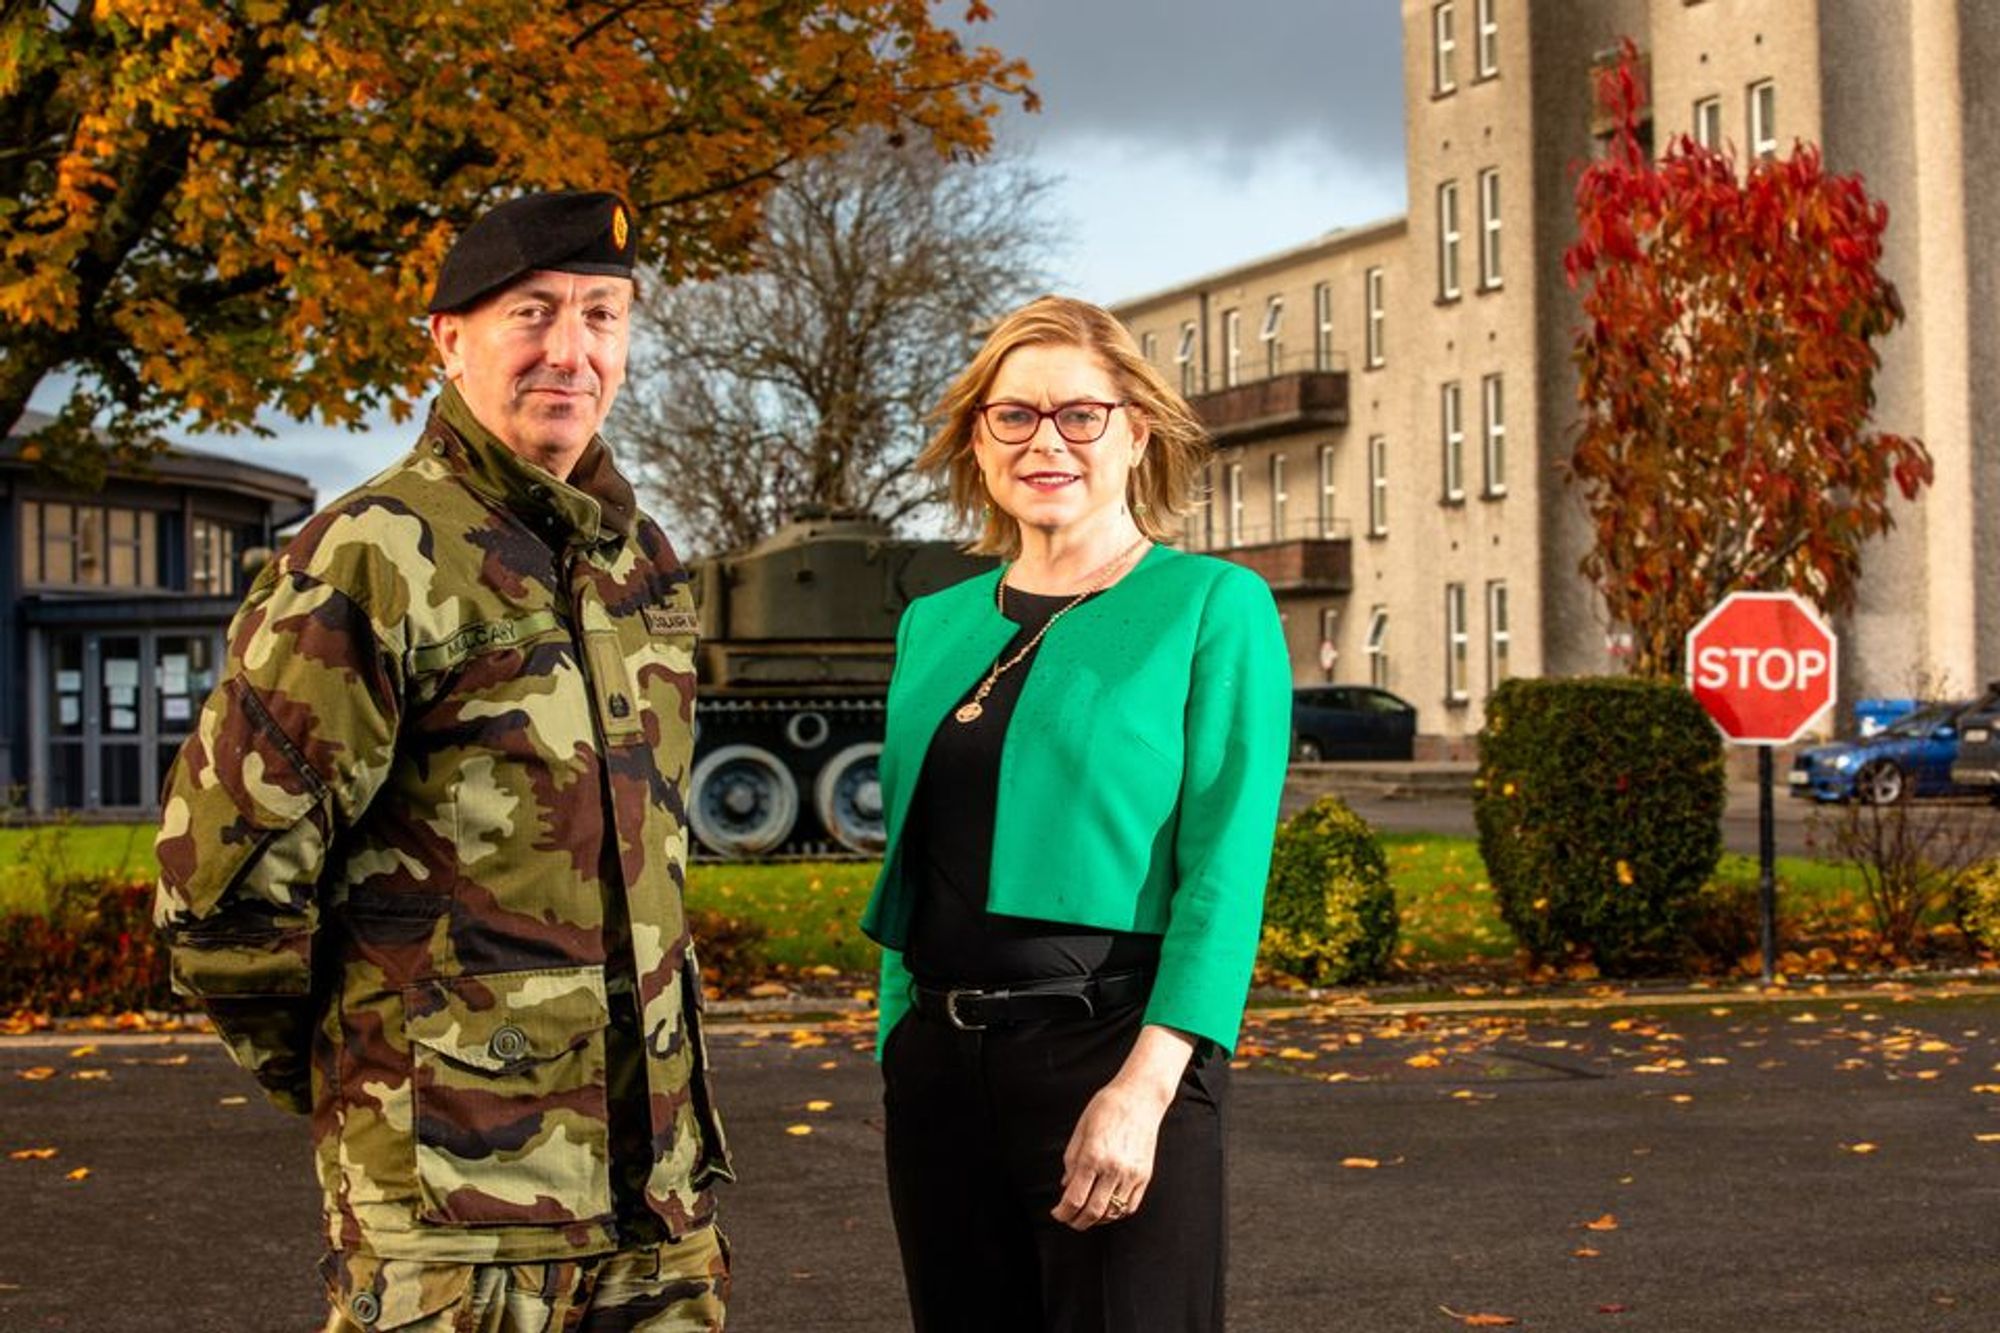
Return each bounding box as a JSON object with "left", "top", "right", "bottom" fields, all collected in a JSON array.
[{"left": 954, "top": 535, "right": 1150, "bottom": 724}]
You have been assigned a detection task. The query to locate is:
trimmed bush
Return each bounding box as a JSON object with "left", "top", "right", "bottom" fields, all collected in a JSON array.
[
  {"left": 1260, "top": 796, "right": 1399, "bottom": 984},
  {"left": 1953, "top": 858, "right": 2000, "bottom": 955},
  {"left": 1475, "top": 676, "right": 1725, "bottom": 974},
  {"left": 0, "top": 877, "right": 171, "bottom": 1014}
]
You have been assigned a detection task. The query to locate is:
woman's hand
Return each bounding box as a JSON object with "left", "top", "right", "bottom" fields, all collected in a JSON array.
[{"left": 1051, "top": 1024, "right": 1197, "bottom": 1231}]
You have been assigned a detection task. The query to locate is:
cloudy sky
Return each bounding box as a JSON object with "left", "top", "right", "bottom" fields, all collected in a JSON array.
[{"left": 34, "top": 1, "right": 1410, "bottom": 501}]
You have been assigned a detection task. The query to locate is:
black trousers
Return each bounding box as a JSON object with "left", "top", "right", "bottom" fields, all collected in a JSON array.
[{"left": 880, "top": 994, "right": 1230, "bottom": 1333}]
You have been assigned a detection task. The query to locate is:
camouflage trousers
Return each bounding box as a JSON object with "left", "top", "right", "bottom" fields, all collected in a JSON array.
[{"left": 319, "top": 1226, "right": 729, "bottom": 1332}]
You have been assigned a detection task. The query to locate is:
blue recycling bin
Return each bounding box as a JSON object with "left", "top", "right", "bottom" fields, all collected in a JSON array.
[{"left": 1854, "top": 697, "right": 1917, "bottom": 737}]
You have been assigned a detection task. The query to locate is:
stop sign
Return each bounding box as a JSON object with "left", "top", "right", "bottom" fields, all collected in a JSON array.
[{"left": 1685, "top": 592, "right": 1838, "bottom": 744}]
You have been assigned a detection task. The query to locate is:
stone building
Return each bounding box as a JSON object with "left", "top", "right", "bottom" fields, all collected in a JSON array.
[{"left": 1116, "top": 0, "right": 1994, "bottom": 748}]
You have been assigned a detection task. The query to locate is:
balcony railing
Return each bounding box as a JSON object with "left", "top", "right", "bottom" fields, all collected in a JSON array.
[
  {"left": 1181, "top": 516, "right": 1353, "bottom": 594},
  {"left": 1187, "top": 364, "right": 1349, "bottom": 447}
]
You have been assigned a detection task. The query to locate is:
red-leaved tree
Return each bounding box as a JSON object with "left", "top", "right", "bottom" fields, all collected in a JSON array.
[{"left": 1564, "top": 41, "right": 1932, "bottom": 678}]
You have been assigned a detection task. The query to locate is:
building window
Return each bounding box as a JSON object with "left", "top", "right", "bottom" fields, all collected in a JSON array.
[
  {"left": 1270, "top": 452, "right": 1289, "bottom": 539},
  {"left": 1441, "top": 381, "right": 1465, "bottom": 502},
  {"left": 1487, "top": 580, "right": 1511, "bottom": 687},
  {"left": 1433, "top": 1, "right": 1457, "bottom": 95},
  {"left": 1478, "top": 167, "right": 1502, "bottom": 289},
  {"left": 1367, "top": 606, "right": 1390, "bottom": 688},
  {"left": 1748, "top": 79, "right": 1776, "bottom": 158},
  {"left": 190, "top": 518, "right": 237, "bottom": 596},
  {"left": 1368, "top": 435, "right": 1388, "bottom": 536},
  {"left": 1475, "top": 0, "right": 1499, "bottom": 78},
  {"left": 1175, "top": 321, "right": 1198, "bottom": 395},
  {"left": 1445, "top": 582, "right": 1470, "bottom": 703},
  {"left": 1198, "top": 462, "right": 1215, "bottom": 549},
  {"left": 1226, "top": 461, "right": 1245, "bottom": 547},
  {"left": 1314, "top": 281, "right": 1335, "bottom": 370},
  {"left": 1260, "top": 296, "right": 1285, "bottom": 377},
  {"left": 1140, "top": 331, "right": 1158, "bottom": 366},
  {"left": 1481, "top": 372, "right": 1506, "bottom": 496},
  {"left": 20, "top": 502, "right": 161, "bottom": 591},
  {"left": 1317, "top": 443, "right": 1337, "bottom": 536},
  {"left": 1320, "top": 606, "right": 1341, "bottom": 680},
  {"left": 1693, "top": 95, "right": 1722, "bottom": 150},
  {"left": 1222, "top": 307, "right": 1243, "bottom": 388},
  {"left": 1365, "top": 267, "right": 1385, "bottom": 367},
  {"left": 1438, "top": 180, "right": 1461, "bottom": 301}
]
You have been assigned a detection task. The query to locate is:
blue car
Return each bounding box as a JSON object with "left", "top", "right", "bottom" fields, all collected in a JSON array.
[{"left": 1787, "top": 700, "right": 1978, "bottom": 804}]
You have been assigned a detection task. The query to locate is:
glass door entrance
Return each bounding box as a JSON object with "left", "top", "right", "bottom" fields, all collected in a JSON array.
[{"left": 39, "top": 628, "right": 224, "bottom": 812}]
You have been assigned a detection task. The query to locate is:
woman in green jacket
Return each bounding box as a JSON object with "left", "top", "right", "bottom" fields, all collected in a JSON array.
[{"left": 860, "top": 295, "right": 1292, "bottom": 1332}]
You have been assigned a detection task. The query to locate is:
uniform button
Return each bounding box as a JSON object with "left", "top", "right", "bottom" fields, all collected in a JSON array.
[
  {"left": 489, "top": 1025, "right": 529, "bottom": 1062},
  {"left": 350, "top": 1291, "right": 380, "bottom": 1325},
  {"left": 432, "top": 442, "right": 447, "bottom": 456}
]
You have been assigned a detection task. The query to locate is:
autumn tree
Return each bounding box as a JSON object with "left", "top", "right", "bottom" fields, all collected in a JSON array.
[
  {"left": 614, "top": 130, "right": 1051, "bottom": 554},
  {"left": 0, "top": 0, "right": 1032, "bottom": 479},
  {"left": 1564, "top": 42, "right": 1932, "bottom": 678}
]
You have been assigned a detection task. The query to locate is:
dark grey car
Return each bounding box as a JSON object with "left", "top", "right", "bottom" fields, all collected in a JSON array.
[
  {"left": 1947, "top": 680, "right": 2000, "bottom": 796},
  {"left": 1291, "top": 685, "right": 1418, "bottom": 762}
]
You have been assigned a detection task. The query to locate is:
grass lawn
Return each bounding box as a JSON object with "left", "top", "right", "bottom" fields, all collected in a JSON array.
[{"left": 0, "top": 822, "right": 1899, "bottom": 978}]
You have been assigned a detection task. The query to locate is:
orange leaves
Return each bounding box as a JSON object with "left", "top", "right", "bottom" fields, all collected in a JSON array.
[
  {"left": 1582, "top": 1213, "right": 1621, "bottom": 1232},
  {"left": 8, "top": 1147, "right": 58, "bottom": 1161},
  {"left": 1440, "top": 1308, "right": 1518, "bottom": 1327}
]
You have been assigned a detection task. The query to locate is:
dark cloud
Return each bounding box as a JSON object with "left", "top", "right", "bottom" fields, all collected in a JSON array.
[{"left": 962, "top": 0, "right": 1406, "bottom": 166}]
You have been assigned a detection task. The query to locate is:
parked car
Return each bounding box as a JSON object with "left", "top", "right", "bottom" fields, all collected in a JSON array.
[
  {"left": 1788, "top": 698, "right": 1980, "bottom": 803},
  {"left": 1947, "top": 681, "right": 2000, "bottom": 797},
  {"left": 1291, "top": 685, "right": 1417, "bottom": 762}
]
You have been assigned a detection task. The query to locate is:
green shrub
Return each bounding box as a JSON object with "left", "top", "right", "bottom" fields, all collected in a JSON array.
[
  {"left": 0, "top": 876, "right": 172, "bottom": 1014},
  {"left": 1260, "top": 796, "right": 1399, "bottom": 984},
  {"left": 1953, "top": 858, "right": 2000, "bottom": 954},
  {"left": 1475, "top": 676, "right": 1725, "bottom": 974}
]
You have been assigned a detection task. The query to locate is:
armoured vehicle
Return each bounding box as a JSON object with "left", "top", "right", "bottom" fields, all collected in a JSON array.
[{"left": 687, "top": 513, "right": 994, "bottom": 859}]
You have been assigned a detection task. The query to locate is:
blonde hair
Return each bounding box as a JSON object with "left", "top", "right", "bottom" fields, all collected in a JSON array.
[{"left": 918, "top": 294, "right": 1211, "bottom": 557}]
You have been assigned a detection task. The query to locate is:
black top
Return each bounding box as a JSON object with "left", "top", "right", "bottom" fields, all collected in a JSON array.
[{"left": 903, "top": 585, "right": 1162, "bottom": 986}]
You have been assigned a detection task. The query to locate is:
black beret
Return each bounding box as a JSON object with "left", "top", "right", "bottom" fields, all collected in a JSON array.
[{"left": 427, "top": 190, "right": 637, "bottom": 314}]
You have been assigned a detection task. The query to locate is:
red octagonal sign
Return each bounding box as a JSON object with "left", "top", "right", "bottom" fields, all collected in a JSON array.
[{"left": 1685, "top": 592, "right": 1838, "bottom": 745}]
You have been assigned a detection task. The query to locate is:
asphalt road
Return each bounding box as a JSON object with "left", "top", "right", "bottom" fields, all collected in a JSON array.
[
  {"left": 1309, "top": 778, "right": 2000, "bottom": 865},
  {"left": 5, "top": 989, "right": 1999, "bottom": 1331}
]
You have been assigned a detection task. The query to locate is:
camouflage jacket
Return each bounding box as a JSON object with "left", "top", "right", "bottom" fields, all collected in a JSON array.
[{"left": 154, "top": 385, "right": 731, "bottom": 1262}]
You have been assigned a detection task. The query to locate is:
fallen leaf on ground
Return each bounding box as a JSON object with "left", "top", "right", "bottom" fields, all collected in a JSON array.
[
  {"left": 1844, "top": 1142, "right": 1879, "bottom": 1154},
  {"left": 64, "top": 1167, "right": 89, "bottom": 1182},
  {"left": 1439, "top": 1307, "right": 1518, "bottom": 1327},
  {"left": 1340, "top": 1157, "right": 1380, "bottom": 1169},
  {"left": 70, "top": 1070, "right": 109, "bottom": 1081},
  {"left": 218, "top": 1096, "right": 248, "bottom": 1107},
  {"left": 1572, "top": 1247, "right": 1601, "bottom": 1259},
  {"left": 1598, "top": 1304, "right": 1631, "bottom": 1314},
  {"left": 8, "top": 1148, "right": 57, "bottom": 1160},
  {"left": 805, "top": 1100, "right": 833, "bottom": 1113},
  {"left": 1406, "top": 1054, "right": 1443, "bottom": 1069},
  {"left": 17, "top": 1068, "right": 56, "bottom": 1082},
  {"left": 1583, "top": 1214, "right": 1619, "bottom": 1231},
  {"left": 785, "top": 1125, "right": 812, "bottom": 1136},
  {"left": 1974, "top": 1133, "right": 2000, "bottom": 1143},
  {"left": 67, "top": 1045, "right": 97, "bottom": 1058}
]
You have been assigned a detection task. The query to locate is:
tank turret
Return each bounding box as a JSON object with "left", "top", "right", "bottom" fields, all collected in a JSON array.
[{"left": 687, "top": 512, "right": 993, "bottom": 859}]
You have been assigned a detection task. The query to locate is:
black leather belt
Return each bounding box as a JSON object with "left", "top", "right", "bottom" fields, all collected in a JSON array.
[{"left": 911, "top": 969, "right": 1153, "bottom": 1032}]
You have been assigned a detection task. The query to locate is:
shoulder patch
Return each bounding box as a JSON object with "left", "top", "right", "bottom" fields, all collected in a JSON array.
[{"left": 643, "top": 605, "right": 699, "bottom": 637}]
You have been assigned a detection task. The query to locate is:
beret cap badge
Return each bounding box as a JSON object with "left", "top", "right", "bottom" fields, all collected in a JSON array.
[{"left": 427, "top": 189, "right": 639, "bottom": 314}]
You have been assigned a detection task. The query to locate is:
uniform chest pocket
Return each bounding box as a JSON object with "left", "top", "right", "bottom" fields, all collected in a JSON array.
[{"left": 402, "top": 966, "right": 612, "bottom": 1227}]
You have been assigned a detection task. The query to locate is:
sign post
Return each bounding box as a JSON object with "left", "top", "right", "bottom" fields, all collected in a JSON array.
[{"left": 1685, "top": 593, "right": 1838, "bottom": 983}]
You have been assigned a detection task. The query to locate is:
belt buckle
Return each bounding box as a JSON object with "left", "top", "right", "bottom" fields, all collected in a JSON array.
[{"left": 944, "top": 988, "right": 991, "bottom": 1031}]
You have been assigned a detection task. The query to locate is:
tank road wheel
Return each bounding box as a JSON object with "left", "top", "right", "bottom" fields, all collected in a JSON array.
[
  {"left": 689, "top": 744, "right": 800, "bottom": 857},
  {"left": 815, "top": 743, "right": 887, "bottom": 855}
]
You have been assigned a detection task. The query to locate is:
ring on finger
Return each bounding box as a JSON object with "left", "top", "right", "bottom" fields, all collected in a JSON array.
[{"left": 1107, "top": 1193, "right": 1131, "bottom": 1216}]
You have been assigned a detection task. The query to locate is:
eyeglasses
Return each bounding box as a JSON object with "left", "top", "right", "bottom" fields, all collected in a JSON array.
[{"left": 978, "top": 400, "right": 1128, "bottom": 445}]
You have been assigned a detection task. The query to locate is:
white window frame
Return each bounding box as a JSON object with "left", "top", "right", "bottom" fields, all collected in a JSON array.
[
  {"left": 1226, "top": 461, "right": 1245, "bottom": 547},
  {"left": 1487, "top": 580, "right": 1510, "bottom": 687},
  {"left": 1139, "top": 331, "right": 1158, "bottom": 366},
  {"left": 1364, "top": 267, "right": 1385, "bottom": 367},
  {"left": 1223, "top": 307, "right": 1243, "bottom": 388},
  {"left": 1367, "top": 435, "right": 1388, "bottom": 537},
  {"left": 1313, "top": 281, "right": 1334, "bottom": 370},
  {"left": 1481, "top": 372, "right": 1506, "bottom": 496},
  {"left": 1317, "top": 443, "right": 1337, "bottom": 536},
  {"left": 1445, "top": 582, "right": 1470, "bottom": 703},
  {"left": 1367, "top": 606, "right": 1390, "bottom": 688},
  {"left": 1433, "top": 1, "right": 1457, "bottom": 95},
  {"left": 1260, "top": 296, "right": 1284, "bottom": 377},
  {"left": 1749, "top": 79, "right": 1776, "bottom": 158},
  {"left": 1441, "top": 381, "right": 1465, "bottom": 502},
  {"left": 1478, "top": 167, "right": 1502, "bottom": 289},
  {"left": 1270, "top": 452, "right": 1289, "bottom": 539},
  {"left": 1438, "top": 180, "right": 1461, "bottom": 301},
  {"left": 1320, "top": 606, "right": 1341, "bottom": 680},
  {"left": 1175, "top": 321, "right": 1198, "bottom": 395},
  {"left": 1693, "top": 95, "right": 1722, "bottom": 150},
  {"left": 1475, "top": 0, "right": 1499, "bottom": 78},
  {"left": 1198, "top": 462, "right": 1215, "bottom": 548}
]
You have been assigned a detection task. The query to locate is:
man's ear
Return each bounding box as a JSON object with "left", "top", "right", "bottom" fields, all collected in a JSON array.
[{"left": 429, "top": 313, "right": 466, "bottom": 380}]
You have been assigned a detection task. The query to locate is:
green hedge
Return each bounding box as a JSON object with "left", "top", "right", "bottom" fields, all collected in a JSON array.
[
  {"left": 1260, "top": 796, "right": 1400, "bottom": 984},
  {"left": 1475, "top": 676, "right": 1725, "bottom": 973}
]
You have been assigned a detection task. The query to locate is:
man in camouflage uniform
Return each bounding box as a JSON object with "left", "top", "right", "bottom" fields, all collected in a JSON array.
[{"left": 154, "top": 192, "right": 732, "bottom": 1331}]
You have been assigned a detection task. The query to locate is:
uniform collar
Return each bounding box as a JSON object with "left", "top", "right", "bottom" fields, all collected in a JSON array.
[{"left": 425, "top": 383, "right": 639, "bottom": 546}]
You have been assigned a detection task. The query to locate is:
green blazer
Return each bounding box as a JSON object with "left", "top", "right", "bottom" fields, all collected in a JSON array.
[{"left": 859, "top": 543, "right": 1293, "bottom": 1054}]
